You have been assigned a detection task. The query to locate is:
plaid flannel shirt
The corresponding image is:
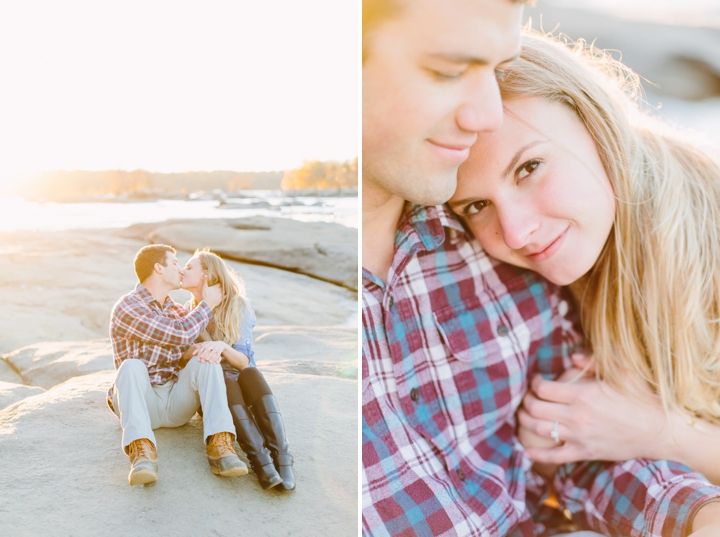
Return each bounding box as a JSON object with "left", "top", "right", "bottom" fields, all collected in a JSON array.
[
  {"left": 362, "top": 204, "right": 720, "bottom": 537},
  {"left": 110, "top": 283, "right": 213, "bottom": 388}
]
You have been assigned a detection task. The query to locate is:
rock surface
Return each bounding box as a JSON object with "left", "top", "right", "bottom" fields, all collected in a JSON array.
[
  {"left": 0, "top": 380, "right": 44, "bottom": 411},
  {"left": 4, "top": 339, "right": 113, "bottom": 389},
  {"left": 0, "top": 369, "right": 357, "bottom": 536},
  {"left": 0, "top": 228, "right": 356, "bottom": 355},
  {"left": 0, "top": 218, "right": 358, "bottom": 535},
  {"left": 121, "top": 216, "right": 358, "bottom": 290}
]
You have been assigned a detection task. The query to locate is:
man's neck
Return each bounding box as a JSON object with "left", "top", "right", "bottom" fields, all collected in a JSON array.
[
  {"left": 362, "top": 180, "right": 406, "bottom": 283},
  {"left": 141, "top": 279, "right": 172, "bottom": 305}
]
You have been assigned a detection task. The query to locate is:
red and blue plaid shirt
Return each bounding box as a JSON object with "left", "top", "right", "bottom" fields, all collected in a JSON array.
[
  {"left": 361, "top": 204, "right": 720, "bottom": 537},
  {"left": 110, "top": 283, "right": 213, "bottom": 387}
]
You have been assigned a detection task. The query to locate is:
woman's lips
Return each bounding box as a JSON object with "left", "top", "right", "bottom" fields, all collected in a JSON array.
[
  {"left": 427, "top": 140, "right": 472, "bottom": 162},
  {"left": 526, "top": 228, "right": 569, "bottom": 263}
]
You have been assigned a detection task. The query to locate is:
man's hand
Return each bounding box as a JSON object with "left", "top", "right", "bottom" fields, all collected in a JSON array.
[{"left": 202, "top": 282, "right": 223, "bottom": 310}]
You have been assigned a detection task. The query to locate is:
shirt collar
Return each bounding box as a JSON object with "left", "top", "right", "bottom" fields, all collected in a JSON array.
[
  {"left": 396, "top": 203, "right": 466, "bottom": 253},
  {"left": 135, "top": 282, "right": 174, "bottom": 309}
]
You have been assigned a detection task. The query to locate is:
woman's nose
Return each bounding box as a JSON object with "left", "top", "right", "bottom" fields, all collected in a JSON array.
[{"left": 497, "top": 205, "right": 540, "bottom": 250}]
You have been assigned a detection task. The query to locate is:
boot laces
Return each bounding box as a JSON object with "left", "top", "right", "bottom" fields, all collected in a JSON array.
[
  {"left": 131, "top": 439, "right": 155, "bottom": 461},
  {"left": 212, "top": 432, "right": 234, "bottom": 453}
]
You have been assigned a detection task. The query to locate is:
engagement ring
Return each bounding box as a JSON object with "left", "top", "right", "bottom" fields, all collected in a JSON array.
[{"left": 550, "top": 421, "right": 561, "bottom": 444}]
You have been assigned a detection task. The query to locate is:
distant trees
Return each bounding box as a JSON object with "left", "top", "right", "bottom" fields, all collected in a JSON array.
[
  {"left": 15, "top": 170, "right": 284, "bottom": 199},
  {"left": 281, "top": 158, "right": 358, "bottom": 191},
  {"left": 12, "top": 159, "right": 359, "bottom": 201}
]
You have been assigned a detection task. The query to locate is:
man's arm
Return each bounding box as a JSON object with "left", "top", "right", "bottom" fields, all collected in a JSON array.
[
  {"left": 111, "top": 298, "right": 213, "bottom": 347},
  {"left": 553, "top": 458, "right": 720, "bottom": 537}
]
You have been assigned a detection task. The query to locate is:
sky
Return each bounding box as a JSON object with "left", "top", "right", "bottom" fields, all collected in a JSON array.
[{"left": 0, "top": 0, "right": 358, "bottom": 187}]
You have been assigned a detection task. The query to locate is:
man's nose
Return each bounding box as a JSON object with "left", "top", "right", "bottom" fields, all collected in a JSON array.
[
  {"left": 497, "top": 203, "right": 540, "bottom": 251},
  {"left": 455, "top": 70, "right": 503, "bottom": 134}
]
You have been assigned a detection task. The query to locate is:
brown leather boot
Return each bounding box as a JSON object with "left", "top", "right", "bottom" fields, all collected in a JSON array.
[
  {"left": 127, "top": 438, "right": 158, "bottom": 486},
  {"left": 206, "top": 432, "right": 248, "bottom": 477}
]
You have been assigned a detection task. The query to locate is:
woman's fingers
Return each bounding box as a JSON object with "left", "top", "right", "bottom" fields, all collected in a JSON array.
[
  {"left": 530, "top": 374, "right": 582, "bottom": 404},
  {"left": 522, "top": 390, "right": 569, "bottom": 423},
  {"left": 571, "top": 352, "right": 596, "bottom": 376},
  {"left": 524, "top": 443, "right": 583, "bottom": 465},
  {"left": 518, "top": 408, "right": 574, "bottom": 442}
]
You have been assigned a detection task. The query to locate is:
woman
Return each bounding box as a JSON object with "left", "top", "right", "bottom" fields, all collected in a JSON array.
[
  {"left": 182, "top": 249, "right": 295, "bottom": 491},
  {"left": 449, "top": 31, "right": 720, "bottom": 487}
]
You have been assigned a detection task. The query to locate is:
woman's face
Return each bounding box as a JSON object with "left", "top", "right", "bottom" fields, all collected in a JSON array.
[
  {"left": 182, "top": 256, "right": 206, "bottom": 290},
  {"left": 450, "top": 97, "right": 616, "bottom": 286}
]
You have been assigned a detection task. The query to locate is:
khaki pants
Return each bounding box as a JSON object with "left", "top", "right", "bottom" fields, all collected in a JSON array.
[{"left": 112, "top": 357, "right": 235, "bottom": 452}]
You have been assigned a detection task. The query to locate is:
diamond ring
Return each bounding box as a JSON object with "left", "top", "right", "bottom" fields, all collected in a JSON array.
[{"left": 550, "top": 421, "right": 561, "bottom": 444}]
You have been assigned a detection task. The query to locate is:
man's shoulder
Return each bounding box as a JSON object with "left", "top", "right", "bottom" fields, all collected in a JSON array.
[{"left": 111, "top": 287, "right": 147, "bottom": 318}]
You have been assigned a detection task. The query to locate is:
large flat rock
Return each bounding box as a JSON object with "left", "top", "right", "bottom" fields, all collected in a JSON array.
[
  {"left": 3, "top": 340, "right": 113, "bottom": 389},
  {"left": 0, "top": 358, "right": 23, "bottom": 384},
  {"left": 126, "top": 216, "right": 358, "bottom": 290},
  {"left": 3, "top": 326, "right": 358, "bottom": 391},
  {"left": 0, "top": 370, "right": 358, "bottom": 536},
  {"left": 0, "top": 228, "right": 355, "bottom": 355},
  {"left": 0, "top": 380, "right": 44, "bottom": 411},
  {"left": 254, "top": 326, "right": 358, "bottom": 379}
]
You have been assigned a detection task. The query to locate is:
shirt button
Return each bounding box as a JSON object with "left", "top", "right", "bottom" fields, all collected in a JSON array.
[
  {"left": 457, "top": 469, "right": 466, "bottom": 481},
  {"left": 388, "top": 295, "right": 394, "bottom": 309},
  {"left": 497, "top": 325, "right": 509, "bottom": 337},
  {"left": 410, "top": 388, "right": 419, "bottom": 402}
]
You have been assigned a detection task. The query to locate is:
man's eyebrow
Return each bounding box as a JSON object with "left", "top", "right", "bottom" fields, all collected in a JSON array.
[{"left": 502, "top": 140, "right": 548, "bottom": 178}]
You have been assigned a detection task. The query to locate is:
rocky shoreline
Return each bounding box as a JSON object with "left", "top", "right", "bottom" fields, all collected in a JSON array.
[{"left": 0, "top": 216, "right": 358, "bottom": 536}]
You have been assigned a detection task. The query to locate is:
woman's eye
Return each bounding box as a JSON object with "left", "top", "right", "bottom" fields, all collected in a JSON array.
[
  {"left": 494, "top": 68, "right": 506, "bottom": 81},
  {"left": 465, "top": 200, "right": 490, "bottom": 215},
  {"left": 517, "top": 160, "right": 540, "bottom": 180}
]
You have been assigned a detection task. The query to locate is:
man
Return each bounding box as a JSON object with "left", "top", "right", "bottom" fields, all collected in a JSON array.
[
  {"left": 109, "top": 244, "right": 246, "bottom": 486},
  {"left": 361, "top": 0, "right": 720, "bottom": 535}
]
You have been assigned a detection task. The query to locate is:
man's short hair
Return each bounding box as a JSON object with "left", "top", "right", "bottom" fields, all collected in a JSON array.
[
  {"left": 362, "top": 0, "right": 532, "bottom": 60},
  {"left": 362, "top": 0, "right": 535, "bottom": 50},
  {"left": 134, "top": 244, "right": 176, "bottom": 283}
]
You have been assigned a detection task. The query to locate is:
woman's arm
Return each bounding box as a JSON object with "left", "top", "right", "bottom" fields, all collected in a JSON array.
[
  {"left": 519, "top": 368, "right": 720, "bottom": 485},
  {"left": 194, "top": 340, "right": 250, "bottom": 370}
]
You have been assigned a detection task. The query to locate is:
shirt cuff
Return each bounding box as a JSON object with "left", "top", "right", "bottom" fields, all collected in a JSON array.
[
  {"left": 647, "top": 477, "right": 720, "bottom": 537},
  {"left": 197, "top": 301, "right": 213, "bottom": 320}
]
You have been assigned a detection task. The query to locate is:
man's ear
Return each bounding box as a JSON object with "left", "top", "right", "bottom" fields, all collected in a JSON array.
[{"left": 153, "top": 262, "right": 164, "bottom": 275}]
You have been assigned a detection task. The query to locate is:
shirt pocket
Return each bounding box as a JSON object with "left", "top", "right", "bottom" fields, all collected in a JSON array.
[{"left": 432, "top": 293, "right": 510, "bottom": 367}]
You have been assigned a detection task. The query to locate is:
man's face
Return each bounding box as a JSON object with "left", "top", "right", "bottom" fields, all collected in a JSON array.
[
  {"left": 158, "top": 252, "right": 183, "bottom": 290},
  {"left": 362, "top": 0, "right": 522, "bottom": 206}
]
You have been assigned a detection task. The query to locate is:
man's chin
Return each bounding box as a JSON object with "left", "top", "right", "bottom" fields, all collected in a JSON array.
[{"left": 403, "top": 174, "right": 458, "bottom": 206}]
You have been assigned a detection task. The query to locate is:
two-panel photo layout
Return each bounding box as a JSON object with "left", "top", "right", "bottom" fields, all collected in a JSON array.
[{"left": 2, "top": 1, "right": 720, "bottom": 536}]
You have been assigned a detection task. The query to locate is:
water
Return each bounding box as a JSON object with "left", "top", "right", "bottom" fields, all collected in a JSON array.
[{"left": 0, "top": 194, "right": 358, "bottom": 232}]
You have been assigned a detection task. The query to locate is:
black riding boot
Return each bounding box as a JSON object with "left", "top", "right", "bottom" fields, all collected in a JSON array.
[
  {"left": 252, "top": 395, "right": 296, "bottom": 490},
  {"left": 229, "top": 403, "right": 283, "bottom": 490}
]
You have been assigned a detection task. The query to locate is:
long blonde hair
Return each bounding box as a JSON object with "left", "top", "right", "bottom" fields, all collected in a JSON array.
[
  {"left": 189, "top": 249, "right": 247, "bottom": 346},
  {"left": 498, "top": 31, "right": 720, "bottom": 424}
]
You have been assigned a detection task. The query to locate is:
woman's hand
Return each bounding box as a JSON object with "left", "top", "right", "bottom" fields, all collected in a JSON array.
[
  {"left": 518, "top": 354, "right": 666, "bottom": 465},
  {"left": 194, "top": 341, "right": 226, "bottom": 364}
]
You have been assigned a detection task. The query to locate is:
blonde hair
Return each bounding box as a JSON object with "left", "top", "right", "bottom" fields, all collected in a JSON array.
[
  {"left": 189, "top": 249, "right": 247, "bottom": 347},
  {"left": 498, "top": 31, "right": 720, "bottom": 424}
]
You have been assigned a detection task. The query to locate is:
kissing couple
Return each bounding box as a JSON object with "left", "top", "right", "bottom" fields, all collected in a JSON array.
[{"left": 108, "top": 244, "right": 295, "bottom": 491}]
